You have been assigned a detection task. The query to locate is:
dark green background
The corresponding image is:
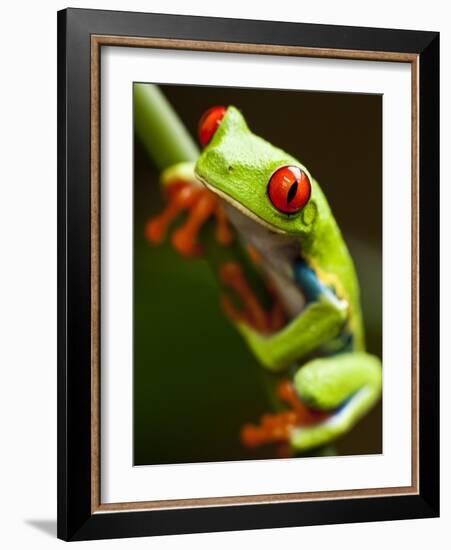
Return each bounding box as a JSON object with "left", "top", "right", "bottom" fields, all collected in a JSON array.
[{"left": 133, "top": 84, "right": 382, "bottom": 466}]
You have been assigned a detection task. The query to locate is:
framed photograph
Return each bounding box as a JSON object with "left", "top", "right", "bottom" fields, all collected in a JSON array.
[{"left": 57, "top": 8, "right": 439, "bottom": 541}]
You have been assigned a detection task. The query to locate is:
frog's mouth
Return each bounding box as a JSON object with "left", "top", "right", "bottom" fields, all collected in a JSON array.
[{"left": 198, "top": 175, "right": 287, "bottom": 235}]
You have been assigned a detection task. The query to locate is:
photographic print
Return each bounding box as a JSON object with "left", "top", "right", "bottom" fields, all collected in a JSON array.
[
  {"left": 58, "top": 10, "right": 439, "bottom": 540},
  {"left": 133, "top": 83, "right": 383, "bottom": 466}
]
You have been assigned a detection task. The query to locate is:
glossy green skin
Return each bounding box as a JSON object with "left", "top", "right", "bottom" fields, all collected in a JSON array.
[{"left": 194, "top": 107, "right": 382, "bottom": 451}]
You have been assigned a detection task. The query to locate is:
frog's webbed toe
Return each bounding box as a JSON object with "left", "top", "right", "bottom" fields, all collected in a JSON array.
[
  {"left": 240, "top": 380, "right": 330, "bottom": 458},
  {"left": 146, "top": 177, "right": 233, "bottom": 257}
]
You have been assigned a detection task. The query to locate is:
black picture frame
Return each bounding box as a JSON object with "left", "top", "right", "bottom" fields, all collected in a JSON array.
[{"left": 57, "top": 7, "right": 439, "bottom": 541}]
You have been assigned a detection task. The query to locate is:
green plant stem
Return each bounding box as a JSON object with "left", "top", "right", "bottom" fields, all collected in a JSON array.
[{"left": 134, "top": 83, "right": 199, "bottom": 171}]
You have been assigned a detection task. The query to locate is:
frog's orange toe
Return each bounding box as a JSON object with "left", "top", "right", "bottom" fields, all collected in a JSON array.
[
  {"left": 145, "top": 218, "right": 166, "bottom": 243},
  {"left": 241, "top": 424, "right": 265, "bottom": 449},
  {"left": 240, "top": 417, "right": 292, "bottom": 450},
  {"left": 219, "top": 262, "right": 270, "bottom": 333},
  {"left": 277, "top": 380, "right": 297, "bottom": 404},
  {"left": 145, "top": 178, "right": 235, "bottom": 258},
  {"left": 241, "top": 381, "right": 332, "bottom": 455},
  {"left": 172, "top": 229, "right": 203, "bottom": 257},
  {"left": 246, "top": 244, "right": 262, "bottom": 265}
]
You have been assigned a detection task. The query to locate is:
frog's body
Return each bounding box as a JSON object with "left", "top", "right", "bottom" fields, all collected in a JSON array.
[{"left": 194, "top": 107, "right": 381, "bottom": 451}]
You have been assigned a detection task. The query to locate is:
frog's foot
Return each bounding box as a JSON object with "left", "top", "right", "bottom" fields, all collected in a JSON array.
[
  {"left": 146, "top": 180, "right": 233, "bottom": 257},
  {"left": 240, "top": 380, "right": 330, "bottom": 457},
  {"left": 290, "top": 352, "right": 382, "bottom": 451},
  {"left": 219, "top": 262, "right": 286, "bottom": 334},
  {"left": 246, "top": 244, "right": 262, "bottom": 265}
]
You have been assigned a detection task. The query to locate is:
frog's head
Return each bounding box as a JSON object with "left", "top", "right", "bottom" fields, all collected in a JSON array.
[{"left": 195, "top": 106, "right": 327, "bottom": 238}]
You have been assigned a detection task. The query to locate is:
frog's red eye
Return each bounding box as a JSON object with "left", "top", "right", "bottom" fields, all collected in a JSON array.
[
  {"left": 198, "top": 106, "right": 227, "bottom": 146},
  {"left": 267, "top": 165, "right": 311, "bottom": 214}
]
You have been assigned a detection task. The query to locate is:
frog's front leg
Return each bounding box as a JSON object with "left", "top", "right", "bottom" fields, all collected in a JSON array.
[
  {"left": 146, "top": 161, "right": 233, "bottom": 257},
  {"left": 290, "top": 352, "right": 382, "bottom": 451},
  {"left": 236, "top": 295, "right": 348, "bottom": 372}
]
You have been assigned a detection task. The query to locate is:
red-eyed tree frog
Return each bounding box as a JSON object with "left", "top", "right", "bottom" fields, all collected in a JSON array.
[{"left": 147, "top": 105, "right": 382, "bottom": 455}]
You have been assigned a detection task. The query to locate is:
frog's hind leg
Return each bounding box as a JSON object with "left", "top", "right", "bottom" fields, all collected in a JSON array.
[
  {"left": 240, "top": 379, "right": 331, "bottom": 457},
  {"left": 290, "top": 352, "right": 382, "bottom": 451}
]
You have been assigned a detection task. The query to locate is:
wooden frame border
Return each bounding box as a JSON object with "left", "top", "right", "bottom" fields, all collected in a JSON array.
[{"left": 90, "top": 35, "right": 419, "bottom": 514}]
